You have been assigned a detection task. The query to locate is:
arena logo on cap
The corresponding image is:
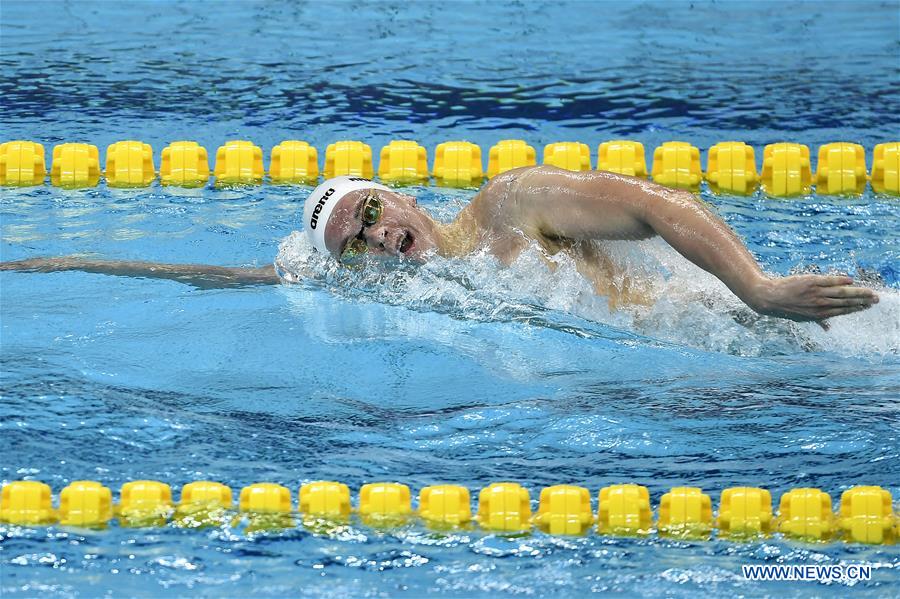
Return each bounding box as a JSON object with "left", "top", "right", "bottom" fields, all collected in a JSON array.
[{"left": 309, "top": 188, "right": 335, "bottom": 229}]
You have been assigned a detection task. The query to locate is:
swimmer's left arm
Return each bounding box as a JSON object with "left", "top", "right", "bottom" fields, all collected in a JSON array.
[
  {"left": 517, "top": 166, "right": 879, "bottom": 325},
  {"left": 0, "top": 257, "right": 281, "bottom": 289}
]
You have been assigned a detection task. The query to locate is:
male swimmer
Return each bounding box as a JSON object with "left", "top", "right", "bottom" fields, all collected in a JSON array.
[{"left": 0, "top": 166, "right": 880, "bottom": 328}]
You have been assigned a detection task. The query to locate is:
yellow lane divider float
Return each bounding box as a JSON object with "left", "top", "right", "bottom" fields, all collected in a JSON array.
[
  {"left": 105, "top": 140, "right": 155, "bottom": 187},
  {"left": 487, "top": 139, "right": 536, "bottom": 179},
  {"left": 815, "top": 142, "right": 868, "bottom": 196},
  {"left": 1, "top": 138, "right": 898, "bottom": 196},
  {"left": 270, "top": 140, "right": 319, "bottom": 185},
  {"left": 658, "top": 486, "right": 713, "bottom": 539},
  {"left": 324, "top": 140, "right": 374, "bottom": 179},
  {"left": 50, "top": 142, "right": 101, "bottom": 188},
  {"left": 0, "top": 140, "right": 46, "bottom": 185},
  {"left": 543, "top": 142, "right": 591, "bottom": 172},
  {"left": 214, "top": 140, "right": 264, "bottom": 186},
  {"left": 0, "top": 480, "right": 896, "bottom": 544},
  {"left": 872, "top": 142, "right": 900, "bottom": 194},
  {"left": 651, "top": 141, "right": 703, "bottom": 191},
  {"left": 378, "top": 140, "right": 429, "bottom": 185},
  {"left": 598, "top": 140, "right": 648, "bottom": 178},
  {"left": 433, "top": 141, "right": 483, "bottom": 187},
  {"left": 706, "top": 141, "right": 758, "bottom": 195},
  {"left": 160, "top": 141, "right": 211, "bottom": 187},
  {"left": 761, "top": 142, "right": 812, "bottom": 196}
]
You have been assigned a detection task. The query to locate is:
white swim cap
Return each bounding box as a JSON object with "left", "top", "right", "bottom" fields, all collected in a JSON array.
[{"left": 303, "top": 176, "right": 391, "bottom": 254}]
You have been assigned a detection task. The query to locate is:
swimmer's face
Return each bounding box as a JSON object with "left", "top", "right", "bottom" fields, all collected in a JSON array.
[{"left": 323, "top": 189, "right": 439, "bottom": 263}]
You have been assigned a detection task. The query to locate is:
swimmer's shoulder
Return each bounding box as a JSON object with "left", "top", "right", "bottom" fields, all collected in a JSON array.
[
  {"left": 475, "top": 165, "right": 579, "bottom": 219},
  {"left": 468, "top": 166, "right": 558, "bottom": 241},
  {"left": 473, "top": 165, "right": 555, "bottom": 208}
]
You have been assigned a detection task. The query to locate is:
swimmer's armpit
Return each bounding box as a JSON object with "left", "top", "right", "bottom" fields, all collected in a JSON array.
[{"left": 0, "top": 257, "right": 281, "bottom": 289}]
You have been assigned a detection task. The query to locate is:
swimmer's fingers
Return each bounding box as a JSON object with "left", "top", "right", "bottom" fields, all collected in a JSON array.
[
  {"left": 756, "top": 274, "right": 879, "bottom": 326},
  {"left": 821, "top": 284, "right": 880, "bottom": 303},
  {"left": 817, "top": 295, "right": 879, "bottom": 308},
  {"left": 817, "top": 320, "right": 830, "bottom": 331},
  {"left": 814, "top": 275, "right": 854, "bottom": 287}
]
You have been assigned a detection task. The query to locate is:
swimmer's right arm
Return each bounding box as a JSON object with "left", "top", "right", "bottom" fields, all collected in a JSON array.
[
  {"left": 0, "top": 257, "right": 281, "bottom": 289},
  {"left": 515, "top": 166, "right": 880, "bottom": 326}
]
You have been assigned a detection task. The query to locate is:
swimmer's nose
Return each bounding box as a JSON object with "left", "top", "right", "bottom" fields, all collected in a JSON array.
[{"left": 364, "top": 225, "right": 391, "bottom": 254}]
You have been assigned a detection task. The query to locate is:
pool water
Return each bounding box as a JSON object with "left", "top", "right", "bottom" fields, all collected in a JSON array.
[{"left": 1, "top": 1, "right": 899, "bottom": 596}]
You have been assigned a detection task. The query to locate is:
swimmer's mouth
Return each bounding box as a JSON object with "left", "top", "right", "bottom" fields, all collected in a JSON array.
[{"left": 399, "top": 231, "right": 414, "bottom": 254}]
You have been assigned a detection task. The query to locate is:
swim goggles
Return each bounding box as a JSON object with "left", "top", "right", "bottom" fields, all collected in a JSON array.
[{"left": 339, "top": 191, "right": 383, "bottom": 263}]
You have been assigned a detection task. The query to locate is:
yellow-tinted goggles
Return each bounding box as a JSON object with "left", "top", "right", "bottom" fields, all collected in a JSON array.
[{"left": 339, "top": 192, "right": 384, "bottom": 263}]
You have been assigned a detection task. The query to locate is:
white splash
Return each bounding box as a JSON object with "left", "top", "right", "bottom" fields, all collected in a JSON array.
[{"left": 274, "top": 231, "right": 899, "bottom": 358}]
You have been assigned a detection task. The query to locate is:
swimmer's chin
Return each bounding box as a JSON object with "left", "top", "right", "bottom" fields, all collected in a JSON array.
[{"left": 341, "top": 248, "right": 433, "bottom": 270}]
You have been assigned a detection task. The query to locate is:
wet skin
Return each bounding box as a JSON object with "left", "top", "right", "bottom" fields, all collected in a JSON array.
[
  {"left": 320, "top": 166, "right": 881, "bottom": 326},
  {"left": 0, "top": 166, "right": 880, "bottom": 327},
  {"left": 323, "top": 189, "right": 442, "bottom": 261}
]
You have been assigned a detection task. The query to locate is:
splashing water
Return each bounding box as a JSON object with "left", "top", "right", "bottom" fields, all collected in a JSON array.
[{"left": 274, "top": 222, "right": 900, "bottom": 359}]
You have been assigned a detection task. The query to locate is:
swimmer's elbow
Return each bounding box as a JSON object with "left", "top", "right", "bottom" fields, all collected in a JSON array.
[{"left": 195, "top": 264, "right": 281, "bottom": 288}]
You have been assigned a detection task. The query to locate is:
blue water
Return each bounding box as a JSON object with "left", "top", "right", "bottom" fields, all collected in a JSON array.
[{"left": 2, "top": 0, "right": 899, "bottom": 596}]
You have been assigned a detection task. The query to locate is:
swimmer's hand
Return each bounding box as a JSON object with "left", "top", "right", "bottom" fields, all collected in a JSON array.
[{"left": 749, "top": 274, "right": 879, "bottom": 330}]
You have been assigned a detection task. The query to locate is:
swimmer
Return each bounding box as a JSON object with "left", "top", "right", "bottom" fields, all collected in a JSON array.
[{"left": 0, "top": 166, "right": 880, "bottom": 329}]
